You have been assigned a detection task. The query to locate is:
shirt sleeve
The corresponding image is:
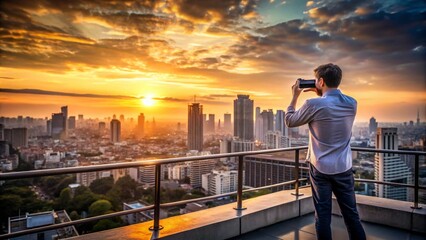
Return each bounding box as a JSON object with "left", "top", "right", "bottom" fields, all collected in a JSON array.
[{"left": 285, "top": 100, "right": 316, "bottom": 128}]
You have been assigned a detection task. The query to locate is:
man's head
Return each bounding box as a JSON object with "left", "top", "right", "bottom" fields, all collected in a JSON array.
[{"left": 314, "top": 63, "right": 342, "bottom": 88}]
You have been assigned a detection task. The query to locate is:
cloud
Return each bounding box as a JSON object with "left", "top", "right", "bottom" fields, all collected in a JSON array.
[
  {"left": 0, "top": 88, "right": 192, "bottom": 104},
  {"left": 0, "top": 88, "right": 134, "bottom": 99},
  {"left": 0, "top": 0, "right": 424, "bottom": 97}
]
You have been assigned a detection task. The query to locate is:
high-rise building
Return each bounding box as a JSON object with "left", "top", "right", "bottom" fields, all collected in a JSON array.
[
  {"left": 168, "top": 164, "right": 190, "bottom": 180},
  {"left": 10, "top": 128, "right": 28, "bottom": 148},
  {"left": 140, "top": 165, "right": 156, "bottom": 187},
  {"left": 255, "top": 107, "right": 262, "bottom": 141},
  {"left": 369, "top": 117, "right": 378, "bottom": 134},
  {"left": 224, "top": 113, "right": 232, "bottom": 133},
  {"left": 137, "top": 113, "right": 145, "bottom": 138},
  {"left": 244, "top": 154, "right": 309, "bottom": 191},
  {"left": 61, "top": 106, "right": 68, "bottom": 137},
  {"left": 275, "top": 110, "right": 288, "bottom": 138},
  {"left": 207, "top": 114, "right": 215, "bottom": 133},
  {"left": 110, "top": 119, "right": 121, "bottom": 143},
  {"left": 68, "top": 116, "right": 76, "bottom": 129},
  {"left": 190, "top": 158, "right": 217, "bottom": 189},
  {"left": 187, "top": 151, "right": 216, "bottom": 189},
  {"left": 99, "top": 122, "right": 106, "bottom": 133},
  {"left": 417, "top": 109, "right": 420, "bottom": 126},
  {"left": 4, "top": 129, "right": 12, "bottom": 143},
  {"left": 234, "top": 95, "right": 254, "bottom": 141},
  {"left": 46, "top": 120, "right": 52, "bottom": 136},
  {"left": 51, "top": 113, "right": 65, "bottom": 139},
  {"left": 188, "top": 103, "right": 204, "bottom": 151},
  {"left": 0, "top": 124, "right": 4, "bottom": 141},
  {"left": 265, "top": 131, "right": 290, "bottom": 149},
  {"left": 374, "top": 128, "right": 412, "bottom": 201},
  {"left": 78, "top": 114, "right": 84, "bottom": 120},
  {"left": 202, "top": 170, "right": 240, "bottom": 195},
  {"left": 120, "top": 114, "right": 125, "bottom": 124},
  {"left": 258, "top": 109, "right": 274, "bottom": 143}
]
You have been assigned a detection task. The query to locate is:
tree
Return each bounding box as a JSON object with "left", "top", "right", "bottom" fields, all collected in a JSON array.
[
  {"left": 108, "top": 175, "right": 141, "bottom": 202},
  {"left": 71, "top": 187, "right": 100, "bottom": 213},
  {"left": 90, "top": 177, "right": 114, "bottom": 195},
  {"left": 58, "top": 188, "right": 72, "bottom": 210},
  {"left": 89, "top": 199, "right": 112, "bottom": 216},
  {"left": 92, "top": 219, "right": 121, "bottom": 232},
  {"left": 0, "top": 194, "right": 22, "bottom": 230},
  {"left": 69, "top": 211, "right": 81, "bottom": 221}
]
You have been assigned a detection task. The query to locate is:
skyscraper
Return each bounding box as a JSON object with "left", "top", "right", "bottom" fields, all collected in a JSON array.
[
  {"left": 137, "top": 113, "right": 145, "bottom": 138},
  {"left": 224, "top": 113, "right": 232, "bottom": 133},
  {"left": 255, "top": 107, "right": 262, "bottom": 141},
  {"left": 110, "top": 119, "right": 121, "bottom": 143},
  {"left": 46, "top": 120, "right": 51, "bottom": 136},
  {"left": 234, "top": 95, "right": 254, "bottom": 141},
  {"left": 369, "top": 117, "right": 378, "bottom": 134},
  {"left": 275, "top": 110, "right": 288, "bottom": 138},
  {"left": 417, "top": 109, "right": 420, "bottom": 126},
  {"left": 51, "top": 113, "right": 65, "bottom": 139},
  {"left": 0, "top": 124, "right": 4, "bottom": 141},
  {"left": 188, "top": 102, "right": 203, "bottom": 151},
  {"left": 68, "top": 116, "right": 76, "bottom": 129},
  {"left": 11, "top": 128, "right": 28, "bottom": 148},
  {"left": 208, "top": 114, "right": 215, "bottom": 133},
  {"left": 61, "top": 106, "right": 68, "bottom": 137},
  {"left": 99, "top": 122, "right": 106, "bottom": 133},
  {"left": 374, "top": 128, "right": 412, "bottom": 201}
]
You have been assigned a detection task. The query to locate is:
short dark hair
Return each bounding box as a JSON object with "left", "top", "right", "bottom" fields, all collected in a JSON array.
[{"left": 314, "top": 63, "right": 342, "bottom": 88}]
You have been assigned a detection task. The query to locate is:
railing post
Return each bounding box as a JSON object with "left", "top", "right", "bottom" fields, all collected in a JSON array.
[
  {"left": 234, "top": 155, "right": 247, "bottom": 210},
  {"left": 411, "top": 154, "right": 422, "bottom": 209},
  {"left": 292, "top": 149, "right": 303, "bottom": 197},
  {"left": 150, "top": 164, "right": 164, "bottom": 231}
]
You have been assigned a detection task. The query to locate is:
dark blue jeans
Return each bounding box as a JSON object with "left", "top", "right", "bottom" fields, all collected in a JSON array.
[{"left": 309, "top": 164, "right": 366, "bottom": 240}]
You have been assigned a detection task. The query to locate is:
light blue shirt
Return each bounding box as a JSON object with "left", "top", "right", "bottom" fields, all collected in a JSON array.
[{"left": 285, "top": 89, "right": 356, "bottom": 174}]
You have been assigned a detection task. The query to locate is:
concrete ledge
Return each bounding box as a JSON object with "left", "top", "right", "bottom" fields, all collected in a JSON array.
[
  {"left": 69, "top": 188, "right": 311, "bottom": 240},
  {"left": 70, "top": 188, "right": 425, "bottom": 239},
  {"left": 332, "top": 194, "right": 426, "bottom": 234},
  {"left": 240, "top": 187, "right": 313, "bottom": 234}
]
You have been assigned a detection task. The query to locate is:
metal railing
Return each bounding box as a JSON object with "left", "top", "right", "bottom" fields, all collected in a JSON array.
[{"left": 0, "top": 146, "right": 424, "bottom": 239}]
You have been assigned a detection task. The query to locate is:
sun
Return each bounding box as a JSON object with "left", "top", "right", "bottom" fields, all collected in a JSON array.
[{"left": 141, "top": 95, "right": 155, "bottom": 107}]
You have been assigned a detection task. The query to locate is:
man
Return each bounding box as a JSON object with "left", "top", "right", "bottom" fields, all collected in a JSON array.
[{"left": 285, "top": 63, "right": 366, "bottom": 240}]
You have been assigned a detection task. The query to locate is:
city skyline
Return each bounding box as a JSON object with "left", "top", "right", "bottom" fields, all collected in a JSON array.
[{"left": 0, "top": 0, "right": 425, "bottom": 122}]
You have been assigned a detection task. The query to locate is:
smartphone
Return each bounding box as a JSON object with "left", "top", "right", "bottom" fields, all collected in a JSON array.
[{"left": 298, "top": 78, "right": 316, "bottom": 88}]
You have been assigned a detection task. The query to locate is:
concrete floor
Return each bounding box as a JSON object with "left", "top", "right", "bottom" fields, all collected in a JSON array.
[{"left": 228, "top": 213, "right": 426, "bottom": 240}]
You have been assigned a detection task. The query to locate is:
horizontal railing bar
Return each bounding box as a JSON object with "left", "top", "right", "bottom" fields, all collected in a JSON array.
[
  {"left": 0, "top": 205, "right": 154, "bottom": 240},
  {"left": 354, "top": 178, "right": 426, "bottom": 190},
  {"left": 351, "top": 147, "right": 426, "bottom": 155},
  {"left": 1, "top": 147, "right": 424, "bottom": 181},
  {"left": 0, "top": 146, "right": 309, "bottom": 180}
]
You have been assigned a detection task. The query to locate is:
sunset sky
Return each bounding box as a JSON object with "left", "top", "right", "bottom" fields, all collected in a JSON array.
[{"left": 0, "top": 0, "right": 425, "bottom": 123}]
